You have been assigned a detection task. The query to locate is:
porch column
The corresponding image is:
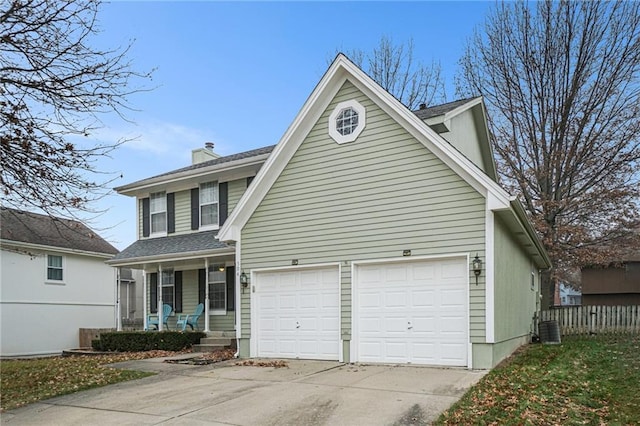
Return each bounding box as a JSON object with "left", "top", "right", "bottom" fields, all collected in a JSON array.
[
  {"left": 142, "top": 270, "right": 148, "bottom": 330},
  {"left": 158, "top": 264, "right": 164, "bottom": 331},
  {"left": 204, "top": 258, "right": 210, "bottom": 332},
  {"left": 116, "top": 267, "right": 122, "bottom": 331}
]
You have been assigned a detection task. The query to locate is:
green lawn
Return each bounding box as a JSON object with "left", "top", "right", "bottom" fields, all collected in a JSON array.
[
  {"left": 0, "top": 352, "right": 162, "bottom": 412},
  {"left": 436, "top": 335, "right": 640, "bottom": 425}
]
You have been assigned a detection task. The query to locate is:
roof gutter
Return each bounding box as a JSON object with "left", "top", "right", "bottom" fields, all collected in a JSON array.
[
  {"left": 106, "top": 246, "right": 234, "bottom": 266},
  {"left": 509, "top": 198, "right": 552, "bottom": 269},
  {"left": 115, "top": 154, "right": 271, "bottom": 195},
  {"left": 1, "top": 239, "right": 117, "bottom": 259}
]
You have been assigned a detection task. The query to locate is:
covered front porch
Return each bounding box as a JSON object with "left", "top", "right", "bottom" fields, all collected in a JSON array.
[{"left": 107, "top": 231, "right": 238, "bottom": 334}]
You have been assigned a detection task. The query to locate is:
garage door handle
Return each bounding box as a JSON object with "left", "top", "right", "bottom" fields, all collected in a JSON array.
[
  {"left": 407, "top": 322, "right": 413, "bottom": 330},
  {"left": 296, "top": 322, "right": 300, "bottom": 329}
]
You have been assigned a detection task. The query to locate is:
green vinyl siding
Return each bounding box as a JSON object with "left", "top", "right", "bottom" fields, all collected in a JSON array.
[
  {"left": 493, "top": 215, "right": 538, "bottom": 342},
  {"left": 173, "top": 189, "right": 191, "bottom": 234},
  {"left": 146, "top": 268, "right": 235, "bottom": 332},
  {"left": 241, "top": 80, "right": 487, "bottom": 344},
  {"left": 227, "top": 178, "right": 247, "bottom": 215}
]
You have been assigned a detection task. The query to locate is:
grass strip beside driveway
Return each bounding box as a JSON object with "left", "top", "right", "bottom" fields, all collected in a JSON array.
[
  {"left": 0, "top": 351, "right": 173, "bottom": 412},
  {"left": 436, "top": 335, "right": 640, "bottom": 424}
]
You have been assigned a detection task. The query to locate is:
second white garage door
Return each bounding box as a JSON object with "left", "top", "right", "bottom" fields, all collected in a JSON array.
[
  {"left": 254, "top": 267, "right": 340, "bottom": 360},
  {"left": 354, "top": 258, "right": 468, "bottom": 366}
]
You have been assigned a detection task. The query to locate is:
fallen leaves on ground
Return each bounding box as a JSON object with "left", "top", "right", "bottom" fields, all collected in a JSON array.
[
  {"left": 235, "top": 359, "right": 289, "bottom": 368},
  {"left": 165, "top": 349, "right": 236, "bottom": 365},
  {"left": 435, "top": 335, "right": 640, "bottom": 425},
  {"left": 0, "top": 350, "right": 187, "bottom": 412}
]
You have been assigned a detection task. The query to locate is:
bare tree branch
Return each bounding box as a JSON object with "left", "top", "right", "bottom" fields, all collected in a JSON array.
[
  {"left": 0, "top": 0, "right": 153, "bottom": 223},
  {"left": 457, "top": 0, "right": 640, "bottom": 285}
]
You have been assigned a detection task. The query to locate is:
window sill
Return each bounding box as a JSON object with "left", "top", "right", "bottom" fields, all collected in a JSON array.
[
  {"left": 199, "top": 225, "right": 220, "bottom": 232},
  {"left": 149, "top": 232, "right": 168, "bottom": 238},
  {"left": 209, "top": 310, "right": 227, "bottom": 316},
  {"left": 45, "top": 280, "right": 66, "bottom": 286}
]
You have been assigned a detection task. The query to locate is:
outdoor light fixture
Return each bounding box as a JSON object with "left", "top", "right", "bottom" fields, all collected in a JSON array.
[
  {"left": 217, "top": 265, "right": 225, "bottom": 272},
  {"left": 240, "top": 271, "right": 249, "bottom": 293},
  {"left": 472, "top": 254, "right": 482, "bottom": 285}
]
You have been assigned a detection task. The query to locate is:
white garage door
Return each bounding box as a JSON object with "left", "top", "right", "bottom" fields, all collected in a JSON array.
[
  {"left": 254, "top": 267, "right": 340, "bottom": 360},
  {"left": 355, "top": 258, "right": 468, "bottom": 366}
]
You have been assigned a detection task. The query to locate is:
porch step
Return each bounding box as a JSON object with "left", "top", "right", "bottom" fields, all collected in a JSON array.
[{"left": 192, "top": 333, "right": 235, "bottom": 353}]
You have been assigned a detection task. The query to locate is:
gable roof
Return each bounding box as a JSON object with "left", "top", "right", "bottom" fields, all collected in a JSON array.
[
  {"left": 218, "top": 53, "right": 550, "bottom": 268},
  {"left": 115, "top": 145, "right": 275, "bottom": 195},
  {"left": 1, "top": 208, "right": 118, "bottom": 256},
  {"left": 413, "top": 97, "right": 478, "bottom": 120}
]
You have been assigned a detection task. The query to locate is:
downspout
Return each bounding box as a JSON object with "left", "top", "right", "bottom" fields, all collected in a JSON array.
[{"left": 234, "top": 238, "right": 242, "bottom": 358}]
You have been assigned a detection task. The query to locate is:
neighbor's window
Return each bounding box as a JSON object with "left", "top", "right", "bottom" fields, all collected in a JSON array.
[
  {"left": 336, "top": 107, "right": 359, "bottom": 136},
  {"left": 208, "top": 266, "right": 226, "bottom": 312},
  {"left": 161, "top": 270, "right": 175, "bottom": 309},
  {"left": 150, "top": 192, "right": 167, "bottom": 234},
  {"left": 47, "top": 254, "right": 64, "bottom": 281},
  {"left": 200, "top": 182, "right": 219, "bottom": 227}
]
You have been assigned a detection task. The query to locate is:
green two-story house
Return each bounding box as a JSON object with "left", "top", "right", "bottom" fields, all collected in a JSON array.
[{"left": 110, "top": 54, "right": 550, "bottom": 369}]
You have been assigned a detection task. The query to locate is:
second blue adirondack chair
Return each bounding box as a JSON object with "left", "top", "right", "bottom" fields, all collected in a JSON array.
[
  {"left": 176, "top": 303, "right": 204, "bottom": 331},
  {"left": 146, "top": 304, "right": 172, "bottom": 330}
]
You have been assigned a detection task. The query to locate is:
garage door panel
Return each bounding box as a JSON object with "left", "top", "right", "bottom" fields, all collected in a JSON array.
[
  {"left": 356, "top": 258, "right": 468, "bottom": 366},
  {"left": 256, "top": 267, "right": 339, "bottom": 360}
]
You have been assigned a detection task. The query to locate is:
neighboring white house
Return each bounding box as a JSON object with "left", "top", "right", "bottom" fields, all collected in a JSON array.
[
  {"left": 559, "top": 283, "right": 582, "bottom": 306},
  {"left": 0, "top": 208, "right": 119, "bottom": 357}
]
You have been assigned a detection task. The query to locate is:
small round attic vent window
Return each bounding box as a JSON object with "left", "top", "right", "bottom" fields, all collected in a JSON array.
[{"left": 329, "top": 99, "right": 366, "bottom": 144}]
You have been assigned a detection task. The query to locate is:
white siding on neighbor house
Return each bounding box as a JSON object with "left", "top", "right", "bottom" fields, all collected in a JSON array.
[
  {"left": 241, "top": 80, "right": 486, "bottom": 346},
  {"left": 1, "top": 248, "right": 115, "bottom": 357}
]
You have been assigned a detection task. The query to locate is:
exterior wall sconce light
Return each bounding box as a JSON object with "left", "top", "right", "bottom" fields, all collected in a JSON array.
[
  {"left": 472, "top": 254, "right": 482, "bottom": 285},
  {"left": 240, "top": 271, "right": 248, "bottom": 291},
  {"left": 217, "top": 265, "right": 225, "bottom": 272}
]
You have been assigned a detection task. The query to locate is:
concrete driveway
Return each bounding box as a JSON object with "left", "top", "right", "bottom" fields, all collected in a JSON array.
[{"left": 2, "top": 356, "right": 485, "bottom": 425}]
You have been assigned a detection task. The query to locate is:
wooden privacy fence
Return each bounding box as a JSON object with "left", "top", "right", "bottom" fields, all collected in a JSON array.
[{"left": 540, "top": 305, "right": 640, "bottom": 335}]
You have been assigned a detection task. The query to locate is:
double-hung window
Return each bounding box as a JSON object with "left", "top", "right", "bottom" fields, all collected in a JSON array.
[
  {"left": 200, "top": 182, "right": 218, "bottom": 228},
  {"left": 208, "top": 266, "right": 226, "bottom": 313},
  {"left": 150, "top": 192, "right": 167, "bottom": 234},
  {"left": 161, "top": 270, "right": 175, "bottom": 309},
  {"left": 47, "top": 254, "right": 64, "bottom": 282}
]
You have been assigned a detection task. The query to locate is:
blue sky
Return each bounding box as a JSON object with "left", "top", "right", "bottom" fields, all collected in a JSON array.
[{"left": 88, "top": 1, "right": 492, "bottom": 249}]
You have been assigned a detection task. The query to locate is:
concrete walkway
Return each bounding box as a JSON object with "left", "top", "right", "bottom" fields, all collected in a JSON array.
[{"left": 2, "top": 356, "right": 486, "bottom": 425}]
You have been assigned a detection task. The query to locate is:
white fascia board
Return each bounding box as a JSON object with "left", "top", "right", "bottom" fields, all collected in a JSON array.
[
  {"left": 220, "top": 54, "right": 511, "bottom": 241},
  {"left": 1, "top": 239, "right": 115, "bottom": 259},
  {"left": 115, "top": 154, "right": 271, "bottom": 197},
  {"left": 443, "top": 97, "right": 483, "bottom": 122},
  {"left": 509, "top": 198, "right": 552, "bottom": 269},
  {"left": 219, "top": 58, "right": 348, "bottom": 242},
  {"left": 105, "top": 247, "right": 234, "bottom": 267}
]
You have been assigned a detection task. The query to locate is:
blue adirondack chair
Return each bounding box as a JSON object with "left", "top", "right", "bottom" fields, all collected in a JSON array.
[
  {"left": 176, "top": 303, "right": 204, "bottom": 331},
  {"left": 146, "top": 304, "right": 172, "bottom": 330}
]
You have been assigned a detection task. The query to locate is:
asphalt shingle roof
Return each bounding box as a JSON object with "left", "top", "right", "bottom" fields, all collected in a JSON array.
[
  {"left": 1, "top": 208, "right": 118, "bottom": 255},
  {"left": 119, "top": 145, "right": 276, "bottom": 190},
  {"left": 110, "top": 230, "right": 230, "bottom": 262},
  {"left": 412, "top": 97, "right": 478, "bottom": 120}
]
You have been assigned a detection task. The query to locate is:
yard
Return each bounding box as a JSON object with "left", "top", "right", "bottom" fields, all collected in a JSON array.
[
  {"left": 436, "top": 335, "right": 640, "bottom": 424},
  {"left": 2, "top": 336, "right": 639, "bottom": 423}
]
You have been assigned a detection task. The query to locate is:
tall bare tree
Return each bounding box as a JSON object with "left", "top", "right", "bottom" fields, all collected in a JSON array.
[
  {"left": 458, "top": 0, "right": 640, "bottom": 302},
  {"left": 1, "top": 0, "right": 151, "bottom": 221},
  {"left": 342, "top": 36, "right": 446, "bottom": 110}
]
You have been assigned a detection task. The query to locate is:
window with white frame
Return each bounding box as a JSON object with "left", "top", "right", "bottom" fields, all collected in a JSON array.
[
  {"left": 46, "top": 254, "right": 64, "bottom": 281},
  {"left": 161, "top": 270, "right": 175, "bottom": 309},
  {"left": 328, "top": 99, "right": 366, "bottom": 144},
  {"left": 208, "top": 266, "right": 226, "bottom": 312},
  {"left": 200, "top": 182, "right": 218, "bottom": 228},
  {"left": 150, "top": 192, "right": 167, "bottom": 234}
]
